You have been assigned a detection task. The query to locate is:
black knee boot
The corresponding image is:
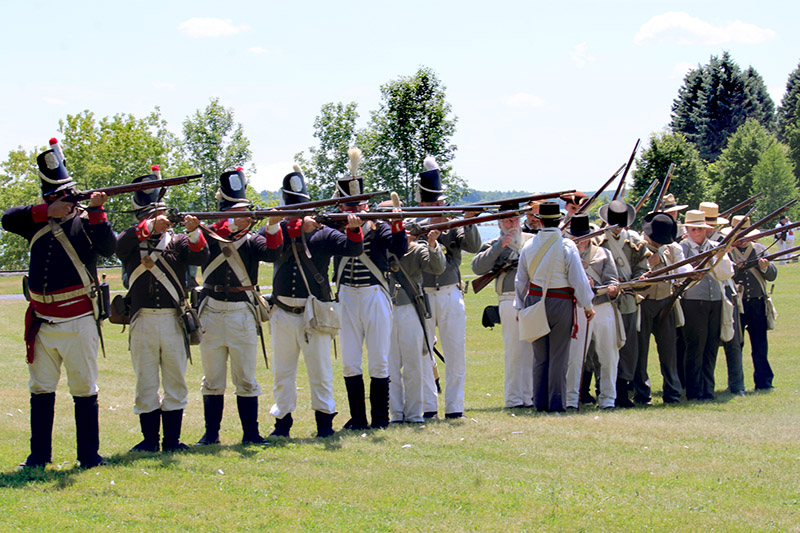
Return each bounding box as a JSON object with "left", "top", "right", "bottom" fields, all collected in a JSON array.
[
  {"left": 270, "top": 412, "right": 293, "bottom": 438},
  {"left": 314, "top": 411, "right": 337, "bottom": 438},
  {"left": 343, "top": 375, "right": 369, "bottom": 430},
  {"left": 21, "top": 392, "right": 55, "bottom": 467},
  {"left": 615, "top": 379, "right": 635, "bottom": 408},
  {"left": 130, "top": 409, "right": 161, "bottom": 452},
  {"left": 162, "top": 409, "right": 189, "bottom": 451},
  {"left": 370, "top": 377, "right": 391, "bottom": 429},
  {"left": 74, "top": 395, "right": 106, "bottom": 468},
  {"left": 196, "top": 395, "right": 224, "bottom": 446},
  {"left": 237, "top": 396, "right": 267, "bottom": 445}
]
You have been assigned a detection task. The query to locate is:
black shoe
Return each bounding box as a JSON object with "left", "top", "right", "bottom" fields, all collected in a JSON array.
[
  {"left": 314, "top": 411, "right": 337, "bottom": 438},
  {"left": 445, "top": 412, "right": 463, "bottom": 419},
  {"left": 663, "top": 398, "right": 680, "bottom": 404},
  {"left": 74, "top": 395, "right": 105, "bottom": 468},
  {"left": 131, "top": 409, "right": 161, "bottom": 452},
  {"left": 423, "top": 411, "right": 438, "bottom": 419},
  {"left": 162, "top": 409, "right": 190, "bottom": 451},
  {"left": 634, "top": 396, "right": 653, "bottom": 406},
  {"left": 370, "top": 377, "right": 391, "bottom": 429},
  {"left": 237, "top": 396, "right": 267, "bottom": 445},
  {"left": 270, "top": 413, "right": 293, "bottom": 438},
  {"left": 343, "top": 375, "right": 370, "bottom": 430},
  {"left": 196, "top": 395, "right": 224, "bottom": 446}
]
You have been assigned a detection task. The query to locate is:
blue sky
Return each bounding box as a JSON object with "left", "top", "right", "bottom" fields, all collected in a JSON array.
[{"left": 1, "top": 1, "right": 797, "bottom": 194}]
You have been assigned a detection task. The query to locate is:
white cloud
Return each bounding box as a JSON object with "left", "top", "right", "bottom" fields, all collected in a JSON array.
[
  {"left": 42, "top": 96, "right": 65, "bottom": 105},
  {"left": 178, "top": 18, "right": 251, "bottom": 38},
  {"left": 570, "top": 42, "right": 595, "bottom": 68},
  {"left": 153, "top": 81, "right": 176, "bottom": 89},
  {"left": 506, "top": 93, "right": 545, "bottom": 109},
  {"left": 249, "top": 46, "right": 269, "bottom": 55},
  {"left": 635, "top": 12, "right": 776, "bottom": 46},
  {"left": 669, "top": 61, "right": 695, "bottom": 80}
]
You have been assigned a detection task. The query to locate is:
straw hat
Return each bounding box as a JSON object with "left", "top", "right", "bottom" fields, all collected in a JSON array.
[
  {"left": 682, "top": 210, "right": 714, "bottom": 229},
  {"left": 662, "top": 193, "right": 688, "bottom": 213},
  {"left": 698, "top": 201, "right": 729, "bottom": 226}
]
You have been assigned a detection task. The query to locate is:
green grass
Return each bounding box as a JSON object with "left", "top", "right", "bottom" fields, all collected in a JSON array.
[{"left": 0, "top": 255, "right": 798, "bottom": 531}]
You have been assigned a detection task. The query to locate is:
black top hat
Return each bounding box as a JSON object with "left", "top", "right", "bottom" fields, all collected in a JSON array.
[
  {"left": 131, "top": 167, "right": 166, "bottom": 219},
  {"left": 599, "top": 200, "right": 635, "bottom": 228},
  {"left": 37, "top": 138, "right": 76, "bottom": 197},
  {"left": 567, "top": 214, "right": 591, "bottom": 237},
  {"left": 418, "top": 156, "right": 446, "bottom": 203},
  {"left": 281, "top": 165, "right": 311, "bottom": 206},
  {"left": 335, "top": 148, "right": 365, "bottom": 205},
  {"left": 535, "top": 201, "right": 562, "bottom": 220},
  {"left": 642, "top": 211, "right": 678, "bottom": 245},
  {"left": 217, "top": 167, "right": 251, "bottom": 211}
]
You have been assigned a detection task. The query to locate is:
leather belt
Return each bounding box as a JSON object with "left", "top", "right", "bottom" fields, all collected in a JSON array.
[
  {"left": 29, "top": 286, "right": 92, "bottom": 304},
  {"left": 271, "top": 296, "right": 305, "bottom": 315},
  {"left": 528, "top": 284, "right": 575, "bottom": 299},
  {"left": 204, "top": 283, "right": 256, "bottom": 293}
]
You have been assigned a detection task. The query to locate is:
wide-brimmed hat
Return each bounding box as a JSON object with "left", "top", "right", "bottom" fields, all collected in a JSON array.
[
  {"left": 662, "top": 193, "right": 688, "bottom": 213},
  {"left": 682, "top": 210, "right": 714, "bottom": 229},
  {"left": 598, "top": 200, "right": 635, "bottom": 228},
  {"left": 560, "top": 191, "right": 587, "bottom": 207},
  {"left": 535, "top": 201, "right": 562, "bottom": 220},
  {"left": 567, "top": 214, "right": 591, "bottom": 238},
  {"left": 698, "top": 201, "right": 729, "bottom": 226},
  {"left": 642, "top": 211, "right": 679, "bottom": 245},
  {"left": 721, "top": 215, "right": 761, "bottom": 240}
]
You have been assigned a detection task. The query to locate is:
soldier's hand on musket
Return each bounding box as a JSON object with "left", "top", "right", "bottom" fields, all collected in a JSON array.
[
  {"left": 268, "top": 215, "right": 284, "bottom": 227},
  {"left": 758, "top": 257, "right": 769, "bottom": 271},
  {"left": 232, "top": 214, "right": 253, "bottom": 231},
  {"left": 88, "top": 191, "right": 108, "bottom": 208},
  {"left": 427, "top": 229, "right": 441, "bottom": 247},
  {"left": 464, "top": 210, "right": 481, "bottom": 219},
  {"left": 303, "top": 215, "right": 322, "bottom": 233},
  {"left": 607, "top": 284, "right": 619, "bottom": 298},
  {"left": 584, "top": 308, "right": 596, "bottom": 322},
  {"left": 152, "top": 214, "right": 172, "bottom": 235},
  {"left": 183, "top": 215, "right": 200, "bottom": 233},
  {"left": 346, "top": 213, "right": 362, "bottom": 230},
  {"left": 47, "top": 199, "right": 75, "bottom": 219},
  {"left": 688, "top": 271, "right": 703, "bottom": 281}
]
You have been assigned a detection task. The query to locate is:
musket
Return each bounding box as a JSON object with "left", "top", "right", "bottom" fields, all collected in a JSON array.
[
  {"left": 462, "top": 190, "right": 576, "bottom": 209},
  {"left": 612, "top": 139, "right": 640, "bottom": 202},
  {"left": 651, "top": 163, "right": 675, "bottom": 213},
  {"left": 64, "top": 174, "right": 203, "bottom": 203},
  {"left": 643, "top": 246, "right": 717, "bottom": 278},
  {"left": 733, "top": 219, "right": 800, "bottom": 246},
  {"left": 317, "top": 211, "right": 462, "bottom": 222},
  {"left": 375, "top": 205, "right": 500, "bottom": 213},
  {"left": 735, "top": 244, "right": 800, "bottom": 272},
  {"left": 272, "top": 190, "right": 389, "bottom": 211},
  {"left": 633, "top": 178, "right": 660, "bottom": 215},
  {"left": 594, "top": 268, "right": 710, "bottom": 296},
  {"left": 471, "top": 224, "right": 617, "bottom": 294},
  {"left": 410, "top": 208, "right": 530, "bottom": 236},
  {"left": 719, "top": 192, "right": 764, "bottom": 220},
  {"left": 734, "top": 199, "right": 799, "bottom": 242},
  {"left": 561, "top": 164, "right": 626, "bottom": 230},
  {"left": 168, "top": 208, "right": 318, "bottom": 223}
]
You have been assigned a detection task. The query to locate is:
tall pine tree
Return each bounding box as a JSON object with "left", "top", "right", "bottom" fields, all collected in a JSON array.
[{"left": 777, "top": 60, "right": 800, "bottom": 142}]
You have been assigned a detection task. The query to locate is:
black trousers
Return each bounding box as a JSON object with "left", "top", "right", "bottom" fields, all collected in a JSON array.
[
  {"left": 635, "top": 298, "right": 682, "bottom": 403},
  {"left": 741, "top": 297, "right": 774, "bottom": 389},
  {"left": 681, "top": 299, "right": 722, "bottom": 399}
]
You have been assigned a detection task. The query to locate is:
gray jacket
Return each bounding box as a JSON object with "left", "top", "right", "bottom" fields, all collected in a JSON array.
[
  {"left": 421, "top": 224, "right": 482, "bottom": 288},
  {"left": 390, "top": 241, "right": 446, "bottom": 306},
  {"left": 471, "top": 232, "right": 533, "bottom": 294}
]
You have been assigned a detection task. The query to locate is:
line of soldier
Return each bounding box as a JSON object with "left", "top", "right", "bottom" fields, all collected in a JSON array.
[
  {"left": 4, "top": 139, "right": 779, "bottom": 469},
  {"left": 476, "top": 191, "right": 778, "bottom": 413},
  {"left": 5, "top": 142, "right": 484, "bottom": 469}
]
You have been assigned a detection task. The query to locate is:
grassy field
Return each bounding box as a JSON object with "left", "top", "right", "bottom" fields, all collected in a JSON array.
[{"left": 0, "top": 256, "right": 798, "bottom": 531}]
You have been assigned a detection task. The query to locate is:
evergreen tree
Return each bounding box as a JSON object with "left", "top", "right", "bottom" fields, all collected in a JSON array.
[
  {"left": 777, "top": 60, "right": 800, "bottom": 141},
  {"left": 783, "top": 96, "right": 800, "bottom": 184},
  {"left": 670, "top": 52, "right": 775, "bottom": 161}
]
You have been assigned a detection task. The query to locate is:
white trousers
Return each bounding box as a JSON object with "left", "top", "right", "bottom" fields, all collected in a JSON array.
[
  {"left": 29, "top": 315, "right": 99, "bottom": 397},
  {"left": 129, "top": 309, "right": 188, "bottom": 414},
  {"left": 777, "top": 238, "right": 794, "bottom": 263},
  {"left": 566, "top": 302, "right": 619, "bottom": 408},
  {"left": 339, "top": 285, "right": 392, "bottom": 379},
  {"left": 199, "top": 299, "right": 261, "bottom": 397},
  {"left": 388, "top": 304, "right": 426, "bottom": 423},
  {"left": 422, "top": 284, "right": 467, "bottom": 415},
  {"left": 269, "top": 307, "right": 336, "bottom": 417},
  {"left": 500, "top": 297, "right": 534, "bottom": 407}
]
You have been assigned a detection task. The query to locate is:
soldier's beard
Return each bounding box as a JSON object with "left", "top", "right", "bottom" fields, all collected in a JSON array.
[{"left": 501, "top": 226, "right": 522, "bottom": 251}]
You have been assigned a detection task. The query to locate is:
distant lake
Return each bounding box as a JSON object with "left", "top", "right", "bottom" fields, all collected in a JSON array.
[{"left": 477, "top": 223, "right": 501, "bottom": 243}]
